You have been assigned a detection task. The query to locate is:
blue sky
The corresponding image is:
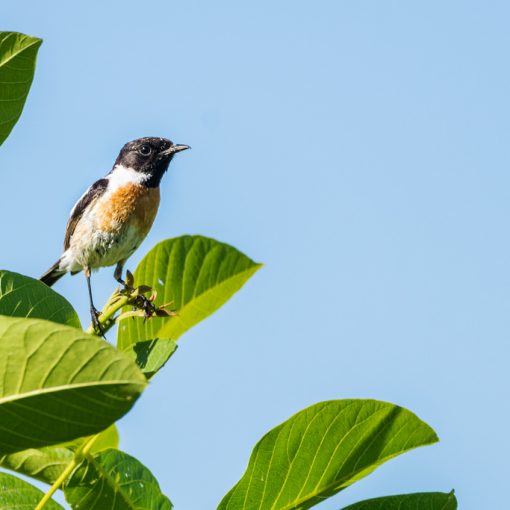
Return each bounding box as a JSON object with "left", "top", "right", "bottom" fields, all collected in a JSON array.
[{"left": 1, "top": 1, "right": 508, "bottom": 508}]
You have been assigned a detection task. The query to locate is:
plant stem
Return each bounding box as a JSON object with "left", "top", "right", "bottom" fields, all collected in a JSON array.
[
  {"left": 34, "top": 434, "right": 100, "bottom": 510},
  {"left": 85, "top": 292, "right": 130, "bottom": 336}
]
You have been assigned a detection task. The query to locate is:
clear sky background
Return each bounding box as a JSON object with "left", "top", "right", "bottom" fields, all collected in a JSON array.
[{"left": 1, "top": 1, "right": 508, "bottom": 508}]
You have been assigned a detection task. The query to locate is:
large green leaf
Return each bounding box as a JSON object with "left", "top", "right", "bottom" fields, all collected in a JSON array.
[
  {"left": 0, "top": 316, "right": 146, "bottom": 454},
  {"left": 218, "top": 400, "right": 438, "bottom": 510},
  {"left": 0, "top": 32, "right": 42, "bottom": 146},
  {"left": 0, "top": 471, "right": 63, "bottom": 509},
  {"left": 65, "top": 448, "right": 172, "bottom": 510},
  {"left": 125, "top": 338, "right": 178, "bottom": 378},
  {"left": 117, "top": 236, "right": 261, "bottom": 349},
  {"left": 0, "top": 424, "right": 119, "bottom": 485},
  {"left": 0, "top": 443, "right": 73, "bottom": 486},
  {"left": 0, "top": 425, "right": 118, "bottom": 486},
  {"left": 341, "top": 491, "right": 457, "bottom": 510},
  {"left": 0, "top": 269, "right": 81, "bottom": 328}
]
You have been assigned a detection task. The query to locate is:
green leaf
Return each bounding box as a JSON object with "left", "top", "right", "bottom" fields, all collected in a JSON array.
[
  {"left": 124, "top": 338, "right": 178, "bottom": 378},
  {"left": 340, "top": 491, "right": 457, "bottom": 510},
  {"left": 0, "top": 471, "right": 63, "bottom": 509},
  {"left": 87, "top": 424, "right": 120, "bottom": 454},
  {"left": 218, "top": 399, "right": 438, "bottom": 510},
  {"left": 0, "top": 443, "right": 74, "bottom": 485},
  {"left": 0, "top": 32, "right": 42, "bottom": 146},
  {"left": 0, "top": 425, "right": 120, "bottom": 485},
  {"left": 65, "top": 448, "right": 173, "bottom": 510},
  {"left": 63, "top": 424, "right": 120, "bottom": 454},
  {"left": 0, "top": 316, "right": 146, "bottom": 454},
  {"left": 117, "top": 235, "right": 261, "bottom": 350},
  {"left": 0, "top": 269, "right": 81, "bottom": 328}
]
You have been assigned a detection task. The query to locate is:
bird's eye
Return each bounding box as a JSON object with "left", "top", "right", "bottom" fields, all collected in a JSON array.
[{"left": 139, "top": 144, "right": 152, "bottom": 156}]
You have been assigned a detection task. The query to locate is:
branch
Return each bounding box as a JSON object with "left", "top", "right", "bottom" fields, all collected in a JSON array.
[
  {"left": 85, "top": 290, "right": 130, "bottom": 336},
  {"left": 85, "top": 280, "right": 173, "bottom": 337}
]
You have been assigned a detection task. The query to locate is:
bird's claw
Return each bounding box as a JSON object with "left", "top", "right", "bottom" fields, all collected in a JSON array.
[
  {"left": 117, "top": 269, "right": 136, "bottom": 294},
  {"left": 90, "top": 307, "right": 105, "bottom": 338}
]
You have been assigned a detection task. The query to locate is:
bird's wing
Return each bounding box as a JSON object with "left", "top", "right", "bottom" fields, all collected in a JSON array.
[{"left": 63, "top": 178, "right": 109, "bottom": 250}]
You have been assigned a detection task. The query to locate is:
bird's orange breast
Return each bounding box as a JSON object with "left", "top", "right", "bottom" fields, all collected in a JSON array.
[{"left": 97, "top": 183, "right": 160, "bottom": 237}]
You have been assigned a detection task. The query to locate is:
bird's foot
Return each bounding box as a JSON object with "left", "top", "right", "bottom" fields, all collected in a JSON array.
[
  {"left": 90, "top": 306, "right": 105, "bottom": 338},
  {"left": 117, "top": 270, "right": 135, "bottom": 293}
]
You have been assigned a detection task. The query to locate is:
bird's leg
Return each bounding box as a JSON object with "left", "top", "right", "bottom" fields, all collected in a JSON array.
[
  {"left": 114, "top": 261, "right": 131, "bottom": 290},
  {"left": 85, "top": 267, "right": 104, "bottom": 337},
  {"left": 114, "top": 261, "right": 155, "bottom": 319}
]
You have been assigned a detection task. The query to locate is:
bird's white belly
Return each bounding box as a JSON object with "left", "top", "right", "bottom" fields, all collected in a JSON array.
[
  {"left": 59, "top": 180, "right": 159, "bottom": 274},
  {"left": 60, "top": 215, "right": 142, "bottom": 273}
]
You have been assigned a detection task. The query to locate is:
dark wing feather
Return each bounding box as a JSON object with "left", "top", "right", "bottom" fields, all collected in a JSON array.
[{"left": 63, "top": 178, "right": 108, "bottom": 250}]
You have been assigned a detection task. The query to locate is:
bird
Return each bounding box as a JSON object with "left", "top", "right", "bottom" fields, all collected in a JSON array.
[{"left": 40, "top": 136, "right": 190, "bottom": 332}]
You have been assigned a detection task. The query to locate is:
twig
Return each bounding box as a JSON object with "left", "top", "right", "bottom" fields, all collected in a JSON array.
[{"left": 85, "top": 292, "right": 130, "bottom": 336}]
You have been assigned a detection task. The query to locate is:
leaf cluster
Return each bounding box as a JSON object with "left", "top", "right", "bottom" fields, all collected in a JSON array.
[{"left": 0, "top": 31, "right": 457, "bottom": 510}]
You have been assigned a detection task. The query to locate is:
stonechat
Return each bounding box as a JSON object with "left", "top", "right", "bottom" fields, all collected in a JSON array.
[{"left": 40, "top": 136, "right": 190, "bottom": 330}]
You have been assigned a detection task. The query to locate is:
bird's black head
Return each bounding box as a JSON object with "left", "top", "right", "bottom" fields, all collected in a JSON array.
[{"left": 114, "top": 136, "right": 190, "bottom": 187}]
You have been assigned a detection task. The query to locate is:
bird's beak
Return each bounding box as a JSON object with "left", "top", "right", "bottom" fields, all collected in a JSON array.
[{"left": 161, "top": 144, "right": 191, "bottom": 156}]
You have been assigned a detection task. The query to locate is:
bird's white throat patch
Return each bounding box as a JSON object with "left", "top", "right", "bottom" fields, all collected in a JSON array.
[{"left": 108, "top": 164, "right": 147, "bottom": 189}]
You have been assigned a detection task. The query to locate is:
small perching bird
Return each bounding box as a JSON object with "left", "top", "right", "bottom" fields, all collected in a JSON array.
[{"left": 40, "top": 136, "right": 190, "bottom": 331}]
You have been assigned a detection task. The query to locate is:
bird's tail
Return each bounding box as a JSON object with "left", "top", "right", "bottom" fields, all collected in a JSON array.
[{"left": 40, "top": 260, "right": 66, "bottom": 287}]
